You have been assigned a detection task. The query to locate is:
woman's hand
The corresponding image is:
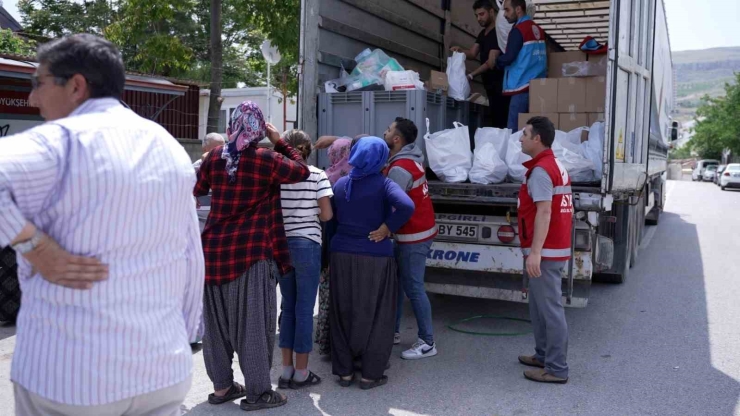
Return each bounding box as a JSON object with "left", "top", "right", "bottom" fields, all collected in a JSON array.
[
  {"left": 314, "top": 136, "right": 338, "bottom": 149},
  {"left": 265, "top": 122, "right": 282, "bottom": 145},
  {"left": 369, "top": 224, "right": 391, "bottom": 243}
]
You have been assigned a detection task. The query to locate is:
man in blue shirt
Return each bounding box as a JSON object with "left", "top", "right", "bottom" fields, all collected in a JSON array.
[{"left": 496, "top": 0, "right": 547, "bottom": 131}]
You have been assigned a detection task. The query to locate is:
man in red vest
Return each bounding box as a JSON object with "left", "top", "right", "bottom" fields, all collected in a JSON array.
[
  {"left": 370, "top": 117, "right": 438, "bottom": 360},
  {"left": 516, "top": 116, "right": 572, "bottom": 384}
]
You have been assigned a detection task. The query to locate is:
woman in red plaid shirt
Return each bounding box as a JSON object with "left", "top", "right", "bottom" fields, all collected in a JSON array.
[{"left": 194, "top": 101, "right": 309, "bottom": 411}]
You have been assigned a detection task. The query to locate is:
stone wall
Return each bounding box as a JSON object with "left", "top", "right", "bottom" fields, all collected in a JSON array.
[{"left": 177, "top": 138, "right": 202, "bottom": 162}]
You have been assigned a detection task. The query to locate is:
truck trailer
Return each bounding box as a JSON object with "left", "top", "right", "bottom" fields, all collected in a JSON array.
[{"left": 298, "top": 0, "right": 678, "bottom": 307}]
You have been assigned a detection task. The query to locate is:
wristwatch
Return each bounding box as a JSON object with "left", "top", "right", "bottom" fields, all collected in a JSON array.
[{"left": 11, "top": 230, "right": 43, "bottom": 255}]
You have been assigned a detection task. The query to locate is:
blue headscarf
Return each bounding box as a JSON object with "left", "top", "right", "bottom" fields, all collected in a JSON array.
[{"left": 345, "top": 136, "right": 389, "bottom": 201}]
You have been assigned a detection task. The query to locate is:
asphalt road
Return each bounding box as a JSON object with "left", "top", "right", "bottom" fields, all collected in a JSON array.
[{"left": 1, "top": 179, "right": 739, "bottom": 415}]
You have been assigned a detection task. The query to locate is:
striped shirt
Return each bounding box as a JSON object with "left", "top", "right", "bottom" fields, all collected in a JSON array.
[
  {"left": 0, "top": 98, "right": 204, "bottom": 406},
  {"left": 280, "top": 166, "right": 333, "bottom": 244}
]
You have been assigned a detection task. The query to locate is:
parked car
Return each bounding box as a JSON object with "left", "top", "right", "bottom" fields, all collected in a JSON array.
[
  {"left": 692, "top": 159, "right": 719, "bottom": 181},
  {"left": 720, "top": 164, "right": 740, "bottom": 191},
  {"left": 702, "top": 165, "right": 718, "bottom": 182},
  {"left": 714, "top": 165, "right": 727, "bottom": 185}
]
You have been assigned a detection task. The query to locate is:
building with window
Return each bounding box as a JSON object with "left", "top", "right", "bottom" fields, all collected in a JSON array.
[{"left": 198, "top": 87, "right": 297, "bottom": 142}]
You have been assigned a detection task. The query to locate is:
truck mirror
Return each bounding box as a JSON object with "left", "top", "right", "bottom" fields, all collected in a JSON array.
[{"left": 671, "top": 121, "right": 679, "bottom": 141}]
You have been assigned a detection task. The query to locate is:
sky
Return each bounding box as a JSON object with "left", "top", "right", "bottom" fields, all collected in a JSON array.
[{"left": 2, "top": 0, "right": 738, "bottom": 53}]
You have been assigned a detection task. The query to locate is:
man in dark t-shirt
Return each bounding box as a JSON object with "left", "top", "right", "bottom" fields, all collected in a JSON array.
[{"left": 451, "top": 0, "right": 511, "bottom": 129}]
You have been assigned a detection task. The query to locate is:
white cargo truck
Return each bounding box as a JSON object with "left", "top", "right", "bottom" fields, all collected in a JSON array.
[{"left": 298, "top": 0, "right": 678, "bottom": 307}]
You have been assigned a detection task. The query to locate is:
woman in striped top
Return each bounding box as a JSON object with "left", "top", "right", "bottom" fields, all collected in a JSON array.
[{"left": 278, "top": 130, "right": 334, "bottom": 389}]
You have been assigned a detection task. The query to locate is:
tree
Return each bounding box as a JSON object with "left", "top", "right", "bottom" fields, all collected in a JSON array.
[
  {"left": 0, "top": 29, "right": 36, "bottom": 56},
  {"left": 690, "top": 73, "right": 740, "bottom": 160},
  {"left": 18, "top": 0, "right": 117, "bottom": 38},
  {"left": 18, "top": 0, "right": 301, "bottom": 93},
  {"left": 206, "top": 0, "right": 223, "bottom": 134},
  {"left": 669, "top": 141, "right": 693, "bottom": 160},
  {"left": 104, "top": 0, "right": 195, "bottom": 75}
]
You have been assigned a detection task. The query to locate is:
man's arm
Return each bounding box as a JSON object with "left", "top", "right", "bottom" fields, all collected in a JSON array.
[
  {"left": 0, "top": 129, "right": 108, "bottom": 288},
  {"left": 0, "top": 131, "right": 61, "bottom": 248},
  {"left": 386, "top": 166, "right": 413, "bottom": 192},
  {"left": 469, "top": 49, "right": 502, "bottom": 79},
  {"left": 182, "top": 201, "right": 205, "bottom": 343},
  {"left": 451, "top": 43, "right": 480, "bottom": 60},
  {"left": 525, "top": 168, "right": 553, "bottom": 278},
  {"left": 496, "top": 28, "right": 523, "bottom": 69}
]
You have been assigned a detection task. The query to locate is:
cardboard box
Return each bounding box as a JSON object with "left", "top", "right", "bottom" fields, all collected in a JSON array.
[
  {"left": 428, "top": 70, "right": 449, "bottom": 92},
  {"left": 529, "top": 78, "right": 559, "bottom": 113},
  {"left": 588, "top": 113, "right": 605, "bottom": 125},
  {"left": 519, "top": 113, "right": 559, "bottom": 130},
  {"left": 559, "top": 113, "right": 589, "bottom": 132},
  {"left": 558, "top": 78, "right": 587, "bottom": 113},
  {"left": 548, "top": 51, "right": 587, "bottom": 78},
  {"left": 586, "top": 76, "right": 606, "bottom": 112},
  {"left": 587, "top": 54, "right": 608, "bottom": 76}
]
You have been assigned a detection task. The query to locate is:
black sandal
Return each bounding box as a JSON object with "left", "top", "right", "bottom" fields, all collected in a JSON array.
[
  {"left": 207, "top": 382, "right": 247, "bottom": 404},
  {"left": 239, "top": 390, "right": 287, "bottom": 411},
  {"left": 360, "top": 376, "right": 388, "bottom": 390},
  {"left": 337, "top": 374, "right": 354, "bottom": 387},
  {"left": 289, "top": 371, "right": 322, "bottom": 389},
  {"left": 277, "top": 377, "right": 291, "bottom": 389}
]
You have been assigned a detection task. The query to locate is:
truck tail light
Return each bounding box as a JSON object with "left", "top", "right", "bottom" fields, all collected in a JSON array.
[{"left": 497, "top": 225, "right": 516, "bottom": 243}]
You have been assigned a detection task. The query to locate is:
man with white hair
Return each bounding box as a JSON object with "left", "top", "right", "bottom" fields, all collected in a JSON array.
[{"left": 194, "top": 132, "right": 225, "bottom": 171}]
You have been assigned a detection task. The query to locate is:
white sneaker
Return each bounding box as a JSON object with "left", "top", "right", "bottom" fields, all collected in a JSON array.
[
  {"left": 394, "top": 332, "right": 401, "bottom": 345},
  {"left": 401, "top": 338, "right": 437, "bottom": 360}
]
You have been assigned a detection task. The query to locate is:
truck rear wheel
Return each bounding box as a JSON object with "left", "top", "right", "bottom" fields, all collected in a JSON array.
[
  {"left": 597, "top": 200, "right": 633, "bottom": 284},
  {"left": 0, "top": 247, "right": 21, "bottom": 323}
]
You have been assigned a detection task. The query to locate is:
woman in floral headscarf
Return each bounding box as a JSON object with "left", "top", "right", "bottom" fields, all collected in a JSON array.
[{"left": 194, "top": 101, "right": 309, "bottom": 411}]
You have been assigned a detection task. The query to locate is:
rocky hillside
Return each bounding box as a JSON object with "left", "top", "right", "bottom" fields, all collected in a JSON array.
[{"left": 673, "top": 47, "right": 740, "bottom": 122}]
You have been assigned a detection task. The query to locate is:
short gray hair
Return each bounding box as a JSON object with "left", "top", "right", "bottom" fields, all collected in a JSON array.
[{"left": 203, "top": 132, "right": 225, "bottom": 148}]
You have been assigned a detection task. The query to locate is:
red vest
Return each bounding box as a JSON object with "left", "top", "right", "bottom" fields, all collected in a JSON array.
[
  {"left": 517, "top": 149, "right": 573, "bottom": 261},
  {"left": 384, "top": 158, "right": 438, "bottom": 244}
]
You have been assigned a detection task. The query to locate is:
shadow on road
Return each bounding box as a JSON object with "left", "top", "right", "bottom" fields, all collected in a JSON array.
[{"left": 0, "top": 323, "right": 15, "bottom": 341}]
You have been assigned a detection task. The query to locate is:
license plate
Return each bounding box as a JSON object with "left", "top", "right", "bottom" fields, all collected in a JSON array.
[
  {"left": 438, "top": 224, "right": 478, "bottom": 239},
  {"left": 733, "top": 173, "right": 740, "bottom": 177}
]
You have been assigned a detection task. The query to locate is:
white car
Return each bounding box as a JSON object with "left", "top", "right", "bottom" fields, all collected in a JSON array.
[
  {"left": 702, "top": 165, "right": 718, "bottom": 182},
  {"left": 720, "top": 164, "right": 740, "bottom": 191},
  {"left": 692, "top": 159, "right": 719, "bottom": 181}
]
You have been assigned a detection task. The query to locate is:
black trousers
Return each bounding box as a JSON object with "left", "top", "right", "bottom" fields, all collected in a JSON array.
[
  {"left": 486, "top": 88, "right": 511, "bottom": 129},
  {"left": 329, "top": 252, "right": 398, "bottom": 381}
]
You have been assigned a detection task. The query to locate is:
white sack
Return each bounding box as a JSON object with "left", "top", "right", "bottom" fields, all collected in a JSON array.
[
  {"left": 446, "top": 52, "right": 470, "bottom": 101},
  {"left": 505, "top": 130, "right": 531, "bottom": 182},
  {"left": 469, "top": 143, "right": 508, "bottom": 184},
  {"left": 424, "top": 119, "right": 472, "bottom": 183}
]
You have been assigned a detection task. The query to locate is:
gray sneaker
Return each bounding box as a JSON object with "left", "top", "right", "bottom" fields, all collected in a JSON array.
[{"left": 401, "top": 339, "right": 438, "bottom": 360}]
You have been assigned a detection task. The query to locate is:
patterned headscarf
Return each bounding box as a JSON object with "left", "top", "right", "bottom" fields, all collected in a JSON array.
[
  {"left": 221, "top": 101, "right": 267, "bottom": 182},
  {"left": 325, "top": 138, "right": 352, "bottom": 185},
  {"left": 345, "top": 136, "right": 389, "bottom": 201}
]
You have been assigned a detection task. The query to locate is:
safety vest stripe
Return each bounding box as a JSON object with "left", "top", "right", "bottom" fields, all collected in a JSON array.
[
  {"left": 521, "top": 247, "right": 571, "bottom": 257},
  {"left": 395, "top": 225, "right": 438, "bottom": 242},
  {"left": 553, "top": 185, "right": 571, "bottom": 195},
  {"left": 411, "top": 176, "right": 427, "bottom": 189}
]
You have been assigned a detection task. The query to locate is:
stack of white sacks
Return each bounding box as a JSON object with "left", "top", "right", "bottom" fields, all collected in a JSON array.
[{"left": 423, "top": 118, "right": 605, "bottom": 184}]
